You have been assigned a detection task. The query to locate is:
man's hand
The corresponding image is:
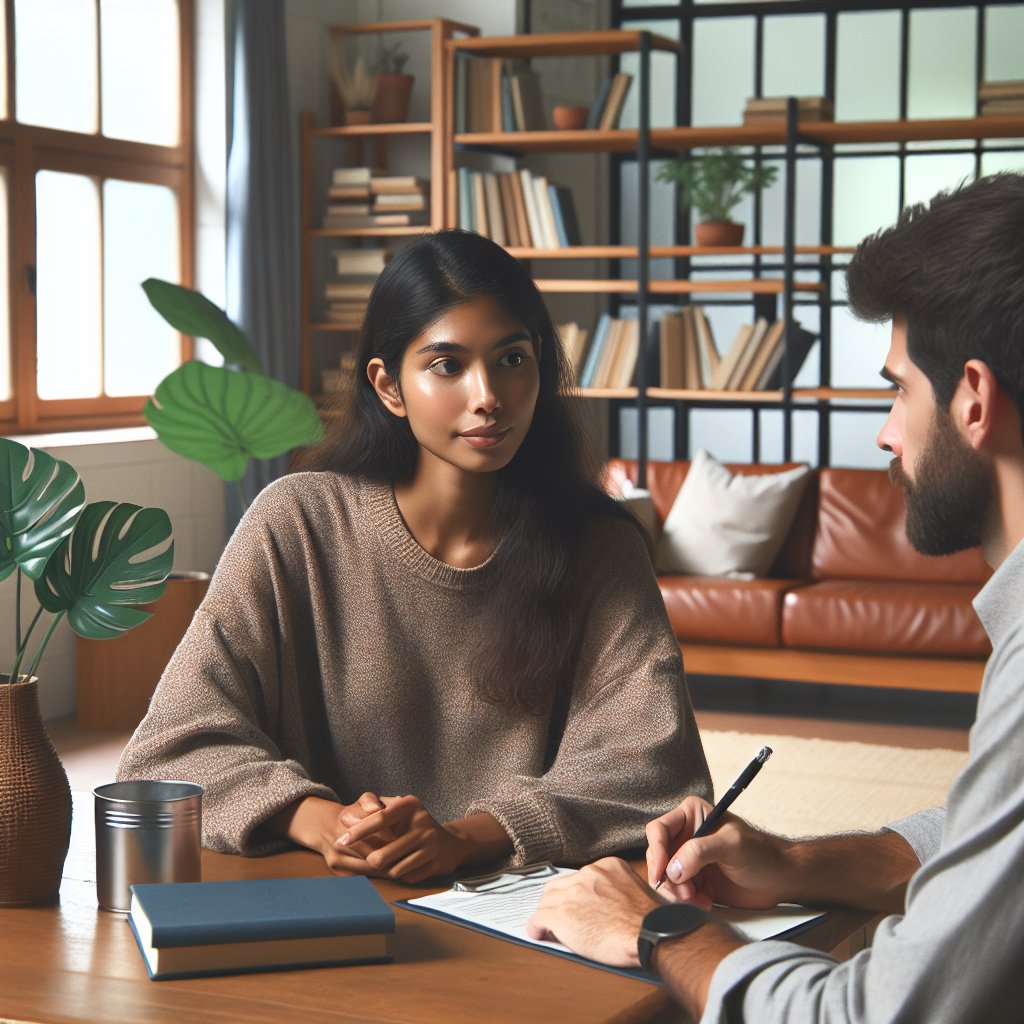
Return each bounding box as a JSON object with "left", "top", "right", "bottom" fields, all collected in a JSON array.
[
  {"left": 526, "top": 858, "right": 663, "bottom": 967},
  {"left": 647, "top": 796, "right": 792, "bottom": 910}
]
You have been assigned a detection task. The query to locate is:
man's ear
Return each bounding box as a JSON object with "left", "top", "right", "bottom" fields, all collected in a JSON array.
[
  {"left": 956, "top": 359, "right": 997, "bottom": 450},
  {"left": 367, "top": 357, "right": 407, "bottom": 418}
]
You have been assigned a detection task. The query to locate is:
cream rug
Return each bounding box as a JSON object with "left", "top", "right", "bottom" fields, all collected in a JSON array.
[{"left": 700, "top": 730, "right": 969, "bottom": 838}]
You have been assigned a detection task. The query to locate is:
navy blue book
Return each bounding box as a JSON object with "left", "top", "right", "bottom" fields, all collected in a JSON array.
[{"left": 128, "top": 875, "right": 394, "bottom": 980}]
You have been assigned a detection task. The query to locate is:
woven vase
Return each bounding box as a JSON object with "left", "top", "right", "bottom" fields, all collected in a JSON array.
[{"left": 0, "top": 676, "right": 73, "bottom": 906}]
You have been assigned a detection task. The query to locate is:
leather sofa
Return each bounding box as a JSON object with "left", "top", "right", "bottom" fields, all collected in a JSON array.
[{"left": 605, "top": 459, "right": 991, "bottom": 694}]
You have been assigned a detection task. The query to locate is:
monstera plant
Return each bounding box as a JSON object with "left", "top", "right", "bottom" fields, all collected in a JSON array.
[
  {"left": 2, "top": 439, "right": 174, "bottom": 681},
  {"left": 1, "top": 437, "right": 174, "bottom": 906},
  {"left": 141, "top": 279, "right": 324, "bottom": 510}
]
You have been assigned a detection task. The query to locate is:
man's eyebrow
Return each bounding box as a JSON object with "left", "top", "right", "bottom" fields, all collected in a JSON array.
[
  {"left": 879, "top": 366, "right": 902, "bottom": 388},
  {"left": 414, "top": 332, "right": 532, "bottom": 355}
]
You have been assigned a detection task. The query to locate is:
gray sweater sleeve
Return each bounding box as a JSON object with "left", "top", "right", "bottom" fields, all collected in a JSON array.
[{"left": 699, "top": 615, "right": 1024, "bottom": 1023}]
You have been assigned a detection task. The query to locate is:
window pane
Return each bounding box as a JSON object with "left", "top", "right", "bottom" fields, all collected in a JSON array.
[
  {"left": 36, "top": 171, "right": 102, "bottom": 399},
  {"left": 103, "top": 179, "right": 180, "bottom": 396},
  {"left": 907, "top": 8, "right": 976, "bottom": 120},
  {"left": 16, "top": 0, "right": 98, "bottom": 133},
  {"left": 984, "top": 5, "right": 1024, "bottom": 82},
  {"left": 692, "top": 18, "right": 755, "bottom": 126},
  {"left": 904, "top": 153, "right": 976, "bottom": 208},
  {"left": 100, "top": 0, "right": 179, "bottom": 145},
  {"left": 836, "top": 11, "right": 901, "bottom": 122},
  {"left": 833, "top": 156, "right": 900, "bottom": 246},
  {"left": 0, "top": 168, "right": 9, "bottom": 399},
  {"left": 763, "top": 15, "right": 825, "bottom": 99}
]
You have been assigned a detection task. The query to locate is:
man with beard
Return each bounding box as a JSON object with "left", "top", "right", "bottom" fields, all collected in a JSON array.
[{"left": 526, "top": 172, "right": 1024, "bottom": 1022}]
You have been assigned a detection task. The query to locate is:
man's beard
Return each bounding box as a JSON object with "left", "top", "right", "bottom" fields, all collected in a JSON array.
[{"left": 889, "top": 408, "right": 995, "bottom": 556}]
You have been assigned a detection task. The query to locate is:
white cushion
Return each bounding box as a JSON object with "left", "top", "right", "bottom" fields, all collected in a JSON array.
[
  {"left": 613, "top": 481, "right": 660, "bottom": 543},
  {"left": 656, "top": 449, "right": 811, "bottom": 578}
]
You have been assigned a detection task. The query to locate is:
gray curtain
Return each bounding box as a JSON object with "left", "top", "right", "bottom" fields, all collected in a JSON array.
[{"left": 225, "top": 0, "right": 299, "bottom": 526}]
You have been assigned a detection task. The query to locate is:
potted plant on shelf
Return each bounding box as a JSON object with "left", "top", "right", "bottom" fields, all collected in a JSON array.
[
  {"left": 327, "top": 39, "right": 376, "bottom": 125},
  {"left": 1, "top": 438, "right": 173, "bottom": 906},
  {"left": 370, "top": 38, "right": 414, "bottom": 124},
  {"left": 656, "top": 147, "right": 779, "bottom": 247}
]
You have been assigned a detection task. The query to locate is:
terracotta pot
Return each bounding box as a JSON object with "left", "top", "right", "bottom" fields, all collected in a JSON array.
[
  {"left": 344, "top": 109, "right": 373, "bottom": 126},
  {"left": 552, "top": 104, "right": 589, "bottom": 130},
  {"left": 694, "top": 220, "right": 745, "bottom": 247},
  {"left": 371, "top": 73, "right": 414, "bottom": 124},
  {"left": 0, "top": 676, "right": 72, "bottom": 906}
]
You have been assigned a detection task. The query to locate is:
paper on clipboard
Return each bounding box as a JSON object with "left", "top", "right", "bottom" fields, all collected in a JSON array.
[{"left": 397, "top": 866, "right": 828, "bottom": 984}]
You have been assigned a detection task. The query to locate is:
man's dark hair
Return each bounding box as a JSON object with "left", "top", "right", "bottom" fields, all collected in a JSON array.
[{"left": 846, "top": 172, "right": 1024, "bottom": 421}]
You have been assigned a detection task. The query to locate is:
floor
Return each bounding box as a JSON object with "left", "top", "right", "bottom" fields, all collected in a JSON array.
[{"left": 48, "top": 676, "right": 973, "bottom": 795}]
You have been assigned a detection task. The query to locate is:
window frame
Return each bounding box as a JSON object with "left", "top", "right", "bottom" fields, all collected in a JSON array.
[{"left": 1, "top": 0, "right": 194, "bottom": 434}]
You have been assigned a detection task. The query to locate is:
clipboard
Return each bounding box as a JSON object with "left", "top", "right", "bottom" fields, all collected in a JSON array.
[
  {"left": 396, "top": 863, "right": 829, "bottom": 984},
  {"left": 396, "top": 864, "right": 658, "bottom": 984}
]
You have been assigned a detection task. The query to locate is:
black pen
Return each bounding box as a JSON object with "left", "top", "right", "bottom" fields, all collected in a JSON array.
[{"left": 654, "top": 745, "right": 773, "bottom": 890}]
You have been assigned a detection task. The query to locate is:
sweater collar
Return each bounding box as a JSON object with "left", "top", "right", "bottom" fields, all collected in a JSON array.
[{"left": 363, "top": 478, "right": 498, "bottom": 588}]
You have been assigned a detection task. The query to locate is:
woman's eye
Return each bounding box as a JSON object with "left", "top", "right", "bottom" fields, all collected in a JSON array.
[
  {"left": 428, "top": 357, "right": 462, "bottom": 376},
  {"left": 498, "top": 349, "right": 527, "bottom": 368}
]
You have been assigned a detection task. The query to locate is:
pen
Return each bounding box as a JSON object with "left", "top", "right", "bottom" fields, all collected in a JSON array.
[{"left": 654, "top": 745, "right": 773, "bottom": 891}]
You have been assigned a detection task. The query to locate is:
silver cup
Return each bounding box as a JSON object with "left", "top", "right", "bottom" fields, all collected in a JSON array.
[{"left": 93, "top": 780, "right": 203, "bottom": 912}]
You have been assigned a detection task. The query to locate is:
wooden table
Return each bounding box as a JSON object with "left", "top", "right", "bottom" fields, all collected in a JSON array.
[{"left": 0, "top": 795, "right": 871, "bottom": 1023}]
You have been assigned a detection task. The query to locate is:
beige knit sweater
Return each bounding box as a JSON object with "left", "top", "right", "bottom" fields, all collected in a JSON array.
[{"left": 117, "top": 473, "right": 710, "bottom": 865}]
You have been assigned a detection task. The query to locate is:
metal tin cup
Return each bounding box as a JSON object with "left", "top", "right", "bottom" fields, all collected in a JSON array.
[{"left": 93, "top": 780, "right": 203, "bottom": 913}]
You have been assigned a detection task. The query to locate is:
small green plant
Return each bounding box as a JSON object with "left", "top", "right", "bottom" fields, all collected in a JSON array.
[
  {"left": 373, "top": 39, "right": 410, "bottom": 75},
  {"left": 141, "top": 280, "right": 324, "bottom": 510},
  {"left": 1, "top": 438, "right": 173, "bottom": 681},
  {"left": 656, "top": 148, "right": 778, "bottom": 223}
]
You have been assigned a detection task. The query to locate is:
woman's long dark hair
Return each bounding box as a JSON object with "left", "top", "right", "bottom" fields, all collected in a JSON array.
[{"left": 296, "top": 230, "right": 634, "bottom": 714}]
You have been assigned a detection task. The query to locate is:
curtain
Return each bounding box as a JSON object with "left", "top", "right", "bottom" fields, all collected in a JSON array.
[{"left": 225, "top": 0, "right": 299, "bottom": 525}]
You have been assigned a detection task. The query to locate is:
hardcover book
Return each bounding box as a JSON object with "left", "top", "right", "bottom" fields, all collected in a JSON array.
[{"left": 128, "top": 875, "right": 395, "bottom": 980}]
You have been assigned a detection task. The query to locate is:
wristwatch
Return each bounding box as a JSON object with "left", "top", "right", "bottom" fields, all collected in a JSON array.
[{"left": 637, "top": 903, "right": 710, "bottom": 972}]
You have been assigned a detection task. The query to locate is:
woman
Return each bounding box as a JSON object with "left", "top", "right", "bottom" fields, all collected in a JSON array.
[{"left": 117, "top": 230, "right": 710, "bottom": 883}]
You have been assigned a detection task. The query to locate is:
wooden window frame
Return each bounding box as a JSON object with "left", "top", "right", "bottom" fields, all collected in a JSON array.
[{"left": 1, "top": 0, "right": 194, "bottom": 435}]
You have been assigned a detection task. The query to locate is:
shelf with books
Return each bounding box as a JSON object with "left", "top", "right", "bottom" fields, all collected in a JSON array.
[
  {"left": 533, "top": 279, "right": 825, "bottom": 295},
  {"left": 300, "top": 18, "right": 479, "bottom": 400}
]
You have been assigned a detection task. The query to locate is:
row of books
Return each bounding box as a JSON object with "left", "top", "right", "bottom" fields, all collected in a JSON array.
[
  {"left": 323, "top": 245, "right": 388, "bottom": 329},
  {"left": 978, "top": 80, "right": 1024, "bottom": 117},
  {"left": 743, "top": 95, "right": 833, "bottom": 126},
  {"left": 457, "top": 167, "right": 581, "bottom": 249},
  {"left": 454, "top": 57, "right": 632, "bottom": 133},
  {"left": 324, "top": 167, "right": 427, "bottom": 230},
  {"left": 560, "top": 306, "right": 817, "bottom": 392}
]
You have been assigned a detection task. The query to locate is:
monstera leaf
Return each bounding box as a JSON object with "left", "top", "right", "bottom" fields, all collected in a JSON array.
[
  {"left": 142, "top": 278, "right": 262, "bottom": 372},
  {"left": 34, "top": 501, "right": 174, "bottom": 640},
  {"left": 0, "top": 438, "right": 86, "bottom": 582},
  {"left": 143, "top": 361, "right": 324, "bottom": 482}
]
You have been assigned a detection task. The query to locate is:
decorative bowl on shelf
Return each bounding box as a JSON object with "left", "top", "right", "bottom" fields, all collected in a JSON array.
[{"left": 551, "top": 104, "right": 589, "bottom": 130}]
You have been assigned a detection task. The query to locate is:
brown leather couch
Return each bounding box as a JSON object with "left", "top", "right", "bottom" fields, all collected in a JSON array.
[{"left": 606, "top": 459, "right": 991, "bottom": 694}]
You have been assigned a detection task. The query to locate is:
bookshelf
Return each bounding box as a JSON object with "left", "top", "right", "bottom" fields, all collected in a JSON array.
[{"left": 299, "top": 18, "right": 478, "bottom": 399}]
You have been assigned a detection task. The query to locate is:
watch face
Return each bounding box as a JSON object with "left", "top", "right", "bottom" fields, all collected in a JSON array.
[
  {"left": 638, "top": 902, "right": 710, "bottom": 972},
  {"left": 644, "top": 902, "right": 708, "bottom": 935}
]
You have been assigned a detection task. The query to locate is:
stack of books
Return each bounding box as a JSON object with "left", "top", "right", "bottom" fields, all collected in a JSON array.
[
  {"left": 456, "top": 167, "right": 581, "bottom": 249},
  {"left": 978, "top": 80, "right": 1024, "bottom": 117},
  {"left": 324, "top": 245, "right": 388, "bottom": 330},
  {"left": 323, "top": 167, "right": 427, "bottom": 230},
  {"left": 742, "top": 96, "right": 834, "bottom": 126}
]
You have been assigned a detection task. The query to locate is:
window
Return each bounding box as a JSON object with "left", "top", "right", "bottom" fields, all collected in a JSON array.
[{"left": 1, "top": 0, "right": 193, "bottom": 433}]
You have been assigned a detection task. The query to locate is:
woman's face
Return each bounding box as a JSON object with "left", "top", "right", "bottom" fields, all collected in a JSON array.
[{"left": 369, "top": 296, "right": 541, "bottom": 479}]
